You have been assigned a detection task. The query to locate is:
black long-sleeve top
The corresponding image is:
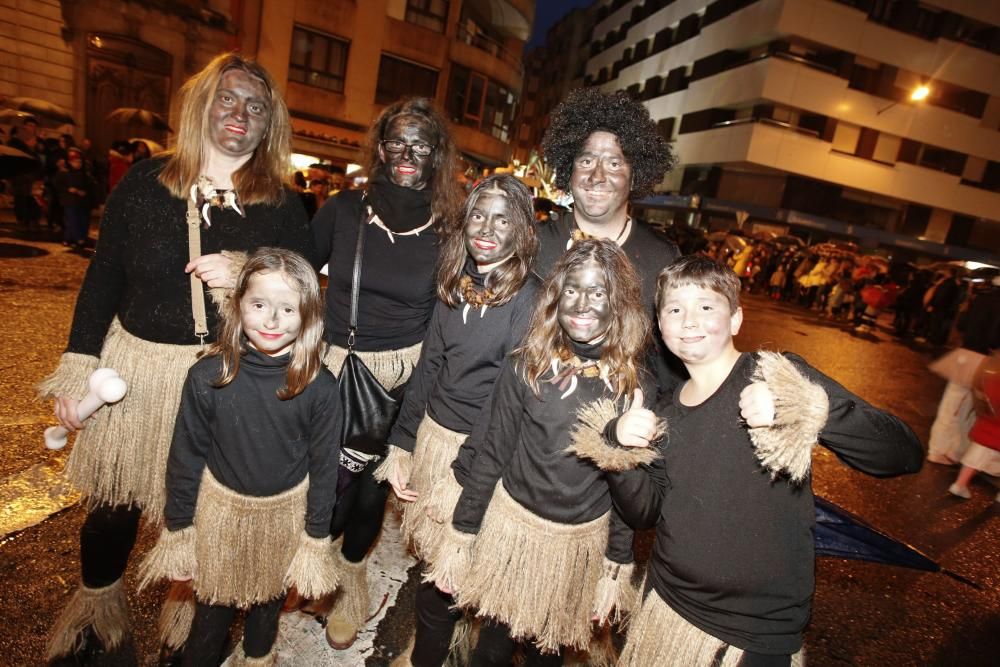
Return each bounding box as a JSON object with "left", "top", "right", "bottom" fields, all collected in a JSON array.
[
  {"left": 308, "top": 189, "right": 440, "bottom": 351},
  {"left": 164, "top": 348, "right": 342, "bottom": 538},
  {"left": 451, "top": 356, "right": 644, "bottom": 564},
  {"left": 64, "top": 158, "right": 314, "bottom": 355},
  {"left": 389, "top": 264, "right": 541, "bottom": 451},
  {"left": 534, "top": 215, "right": 684, "bottom": 396},
  {"left": 606, "top": 352, "right": 923, "bottom": 655}
]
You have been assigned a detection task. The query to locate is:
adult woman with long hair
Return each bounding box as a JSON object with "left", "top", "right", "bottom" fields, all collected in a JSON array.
[
  {"left": 428, "top": 239, "right": 655, "bottom": 665},
  {"left": 307, "top": 97, "right": 462, "bottom": 649},
  {"left": 38, "top": 53, "right": 314, "bottom": 663}
]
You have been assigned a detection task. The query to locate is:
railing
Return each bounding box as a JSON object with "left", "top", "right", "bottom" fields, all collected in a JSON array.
[
  {"left": 455, "top": 24, "right": 523, "bottom": 72},
  {"left": 711, "top": 116, "right": 821, "bottom": 139}
]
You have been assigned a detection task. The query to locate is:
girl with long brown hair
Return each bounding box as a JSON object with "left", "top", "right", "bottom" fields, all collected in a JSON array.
[
  {"left": 305, "top": 97, "right": 462, "bottom": 649},
  {"left": 38, "top": 53, "right": 314, "bottom": 662},
  {"left": 372, "top": 175, "right": 539, "bottom": 666},
  {"left": 139, "top": 248, "right": 340, "bottom": 666},
  {"left": 427, "top": 239, "right": 658, "bottom": 665}
]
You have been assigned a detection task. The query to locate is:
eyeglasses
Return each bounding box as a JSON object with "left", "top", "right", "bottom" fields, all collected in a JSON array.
[{"left": 381, "top": 139, "right": 435, "bottom": 157}]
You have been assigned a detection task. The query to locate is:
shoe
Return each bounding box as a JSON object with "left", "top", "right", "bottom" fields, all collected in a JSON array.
[
  {"left": 282, "top": 587, "right": 304, "bottom": 613},
  {"left": 927, "top": 454, "right": 957, "bottom": 466},
  {"left": 325, "top": 613, "right": 358, "bottom": 650},
  {"left": 47, "top": 627, "right": 105, "bottom": 666},
  {"left": 948, "top": 483, "right": 971, "bottom": 499}
]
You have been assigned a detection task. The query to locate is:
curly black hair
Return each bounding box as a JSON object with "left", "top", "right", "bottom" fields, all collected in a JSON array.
[{"left": 542, "top": 88, "right": 676, "bottom": 198}]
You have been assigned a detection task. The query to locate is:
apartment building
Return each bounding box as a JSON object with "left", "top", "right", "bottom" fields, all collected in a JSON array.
[
  {"left": 516, "top": 5, "right": 598, "bottom": 163},
  {"left": 584, "top": 0, "right": 1000, "bottom": 260},
  {"left": 2, "top": 0, "right": 533, "bottom": 173}
]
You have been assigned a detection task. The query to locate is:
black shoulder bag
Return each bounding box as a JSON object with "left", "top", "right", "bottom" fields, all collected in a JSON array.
[{"left": 338, "top": 204, "right": 407, "bottom": 452}]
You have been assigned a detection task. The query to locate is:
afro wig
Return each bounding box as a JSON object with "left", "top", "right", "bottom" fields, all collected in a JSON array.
[{"left": 542, "top": 88, "right": 676, "bottom": 198}]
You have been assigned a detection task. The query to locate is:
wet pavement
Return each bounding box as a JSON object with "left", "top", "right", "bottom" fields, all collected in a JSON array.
[{"left": 0, "top": 220, "right": 997, "bottom": 666}]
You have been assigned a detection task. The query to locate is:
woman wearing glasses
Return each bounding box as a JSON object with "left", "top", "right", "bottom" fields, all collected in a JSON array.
[{"left": 306, "top": 97, "right": 463, "bottom": 649}]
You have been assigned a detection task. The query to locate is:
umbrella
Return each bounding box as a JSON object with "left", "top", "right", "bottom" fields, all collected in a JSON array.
[
  {"left": 773, "top": 234, "right": 806, "bottom": 248},
  {"left": 0, "top": 145, "right": 41, "bottom": 179},
  {"left": 814, "top": 496, "right": 978, "bottom": 588},
  {"left": 1, "top": 97, "right": 76, "bottom": 125},
  {"left": 129, "top": 137, "right": 165, "bottom": 154},
  {"left": 107, "top": 108, "right": 172, "bottom": 132},
  {"left": 0, "top": 109, "right": 36, "bottom": 124}
]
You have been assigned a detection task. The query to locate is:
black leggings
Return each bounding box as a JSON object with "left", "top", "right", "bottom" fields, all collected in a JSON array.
[
  {"left": 182, "top": 597, "right": 284, "bottom": 666},
  {"left": 80, "top": 503, "right": 142, "bottom": 588},
  {"left": 411, "top": 581, "right": 462, "bottom": 667},
  {"left": 329, "top": 460, "right": 390, "bottom": 563},
  {"left": 471, "top": 619, "right": 563, "bottom": 667}
]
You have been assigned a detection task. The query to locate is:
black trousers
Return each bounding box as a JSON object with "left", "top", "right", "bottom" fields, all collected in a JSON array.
[
  {"left": 79, "top": 503, "right": 142, "bottom": 588},
  {"left": 329, "top": 459, "right": 390, "bottom": 563},
  {"left": 471, "top": 620, "right": 563, "bottom": 667},
  {"left": 410, "top": 581, "right": 462, "bottom": 667},
  {"left": 182, "top": 597, "right": 284, "bottom": 666}
]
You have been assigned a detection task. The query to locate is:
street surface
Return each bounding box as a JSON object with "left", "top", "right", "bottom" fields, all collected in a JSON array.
[{"left": 1, "top": 222, "right": 997, "bottom": 666}]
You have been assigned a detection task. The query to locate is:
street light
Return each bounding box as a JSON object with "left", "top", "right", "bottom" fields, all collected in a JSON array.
[{"left": 877, "top": 84, "right": 931, "bottom": 115}]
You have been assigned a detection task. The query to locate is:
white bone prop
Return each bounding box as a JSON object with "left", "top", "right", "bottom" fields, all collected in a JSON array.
[{"left": 44, "top": 368, "right": 128, "bottom": 450}]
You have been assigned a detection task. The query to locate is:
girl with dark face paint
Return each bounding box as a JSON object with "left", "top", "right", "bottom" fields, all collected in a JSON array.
[
  {"left": 304, "top": 98, "right": 463, "bottom": 650},
  {"left": 371, "top": 175, "right": 539, "bottom": 666},
  {"left": 426, "top": 239, "right": 658, "bottom": 665}
]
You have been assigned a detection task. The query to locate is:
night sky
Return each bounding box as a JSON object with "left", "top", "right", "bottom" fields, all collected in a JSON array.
[{"left": 527, "top": 0, "right": 597, "bottom": 49}]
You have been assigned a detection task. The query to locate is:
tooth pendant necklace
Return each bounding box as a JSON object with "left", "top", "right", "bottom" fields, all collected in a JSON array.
[
  {"left": 568, "top": 216, "right": 631, "bottom": 249},
  {"left": 459, "top": 274, "right": 494, "bottom": 324}
]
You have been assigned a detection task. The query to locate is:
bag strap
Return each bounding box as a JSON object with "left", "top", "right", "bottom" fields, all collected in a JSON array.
[
  {"left": 186, "top": 196, "right": 209, "bottom": 344},
  {"left": 348, "top": 198, "right": 372, "bottom": 351}
]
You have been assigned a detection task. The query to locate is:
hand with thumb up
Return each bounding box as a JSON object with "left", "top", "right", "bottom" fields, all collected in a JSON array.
[{"left": 615, "top": 388, "right": 660, "bottom": 448}]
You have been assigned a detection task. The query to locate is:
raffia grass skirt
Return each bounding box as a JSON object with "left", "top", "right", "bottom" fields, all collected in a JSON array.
[
  {"left": 323, "top": 342, "right": 421, "bottom": 391},
  {"left": 618, "top": 590, "right": 805, "bottom": 667},
  {"left": 402, "top": 416, "right": 466, "bottom": 561},
  {"left": 193, "top": 469, "right": 308, "bottom": 608},
  {"left": 65, "top": 319, "right": 201, "bottom": 519},
  {"left": 457, "top": 482, "right": 609, "bottom": 653}
]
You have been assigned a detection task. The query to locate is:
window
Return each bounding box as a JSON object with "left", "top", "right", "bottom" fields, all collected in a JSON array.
[
  {"left": 289, "top": 27, "right": 349, "bottom": 94},
  {"left": 375, "top": 55, "right": 439, "bottom": 105},
  {"left": 406, "top": 0, "right": 450, "bottom": 33},
  {"left": 446, "top": 65, "right": 518, "bottom": 143}
]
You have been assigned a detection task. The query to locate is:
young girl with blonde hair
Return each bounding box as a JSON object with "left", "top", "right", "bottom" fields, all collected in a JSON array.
[{"left": 140, "top": 248, "right": 341, "bottom": 666}]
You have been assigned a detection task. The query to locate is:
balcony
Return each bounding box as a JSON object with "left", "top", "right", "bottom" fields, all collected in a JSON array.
[{"left": 450, "top": 25, "right": 523, "bottom": 92}]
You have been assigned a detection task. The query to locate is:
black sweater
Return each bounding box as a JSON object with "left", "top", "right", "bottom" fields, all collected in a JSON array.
[
  {"left": 309, "top": 189, "right": 440, "bottom": 351},
  {"left": 65, "top": 159, "right": 314, "bottom": 355},
  {"left": 534, "top": 215, "right": 683, "bottom": 395},
  {"left": 164, "top": 348, "right": 342, "bottom": 538},
  {"left": 606, "top": 352, "right": 923, "bottom": 655},
  {"left": 389, "top": 267, "right": 541, "bottom": 450},
  {"left": 452, "top": 358, "right": 644, "bottom": 565}
]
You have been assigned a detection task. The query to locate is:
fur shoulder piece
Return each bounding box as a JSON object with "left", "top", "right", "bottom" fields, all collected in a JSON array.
[
  {"left": 749, "top": 351, "right": 829, "bottom": 484},
  {"left": 138, "top": 526, "right": 197, "bottom": 591},
  {"left": 283, "top": 532, "right": 339, "bottom": 599},
  {"left": 208, "top": 250, "right": 248, "bottom": 307},
  {"left": 567, "top": 399, "right": 658, "bottom": 471}
]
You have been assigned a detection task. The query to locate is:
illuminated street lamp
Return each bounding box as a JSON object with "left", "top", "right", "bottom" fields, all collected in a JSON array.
[{"left": 877, "top": 84, "right": 931, "bottom": 115}]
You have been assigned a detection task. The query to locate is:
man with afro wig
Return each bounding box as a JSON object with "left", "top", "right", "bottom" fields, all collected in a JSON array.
[{"left": 537, "top": 87, "right": 682, "bottom": 392}]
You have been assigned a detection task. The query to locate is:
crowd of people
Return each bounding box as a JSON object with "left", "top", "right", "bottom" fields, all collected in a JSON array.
[
  {"left": 704, "top": 235, "right": 977, "bottom": 345},
  {"left": 34, "top": 53, "right": 929, "bottom": 667}
]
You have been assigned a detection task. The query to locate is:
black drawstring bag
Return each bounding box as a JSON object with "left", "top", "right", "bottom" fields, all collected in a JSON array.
[{"left": 338, "top": 203, "right": 407, "bottom": 452}]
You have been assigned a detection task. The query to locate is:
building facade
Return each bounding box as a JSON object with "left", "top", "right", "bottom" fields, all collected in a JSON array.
[
  {"left": 2, "top": 0, "right": 532, "bottom": 173},
  {"left": 516, "top": 5, "right": 598, "bottom": 163},
  {"left": 584, "top": 0, "right": 1000, "bottom": 259}
]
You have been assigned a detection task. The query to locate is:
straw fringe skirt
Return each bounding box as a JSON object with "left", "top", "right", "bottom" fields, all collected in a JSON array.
[
  {"left": 618, "top": 590, "right": 805, "bottom": 667},
  {"left": 401, "top": 416, "right": 466, "bottom": 560},
  {"left": 193, "top": 470, "right": 308, "bottom": 608},
  {"left": 61, "top": 320, "right": 201, "bottom": 519},
  {"left": 457, "top": 483, "right": 609, "bottom": 653},
  {"left": 323, "top": 342, "right": 421, "bottom": 391}
]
